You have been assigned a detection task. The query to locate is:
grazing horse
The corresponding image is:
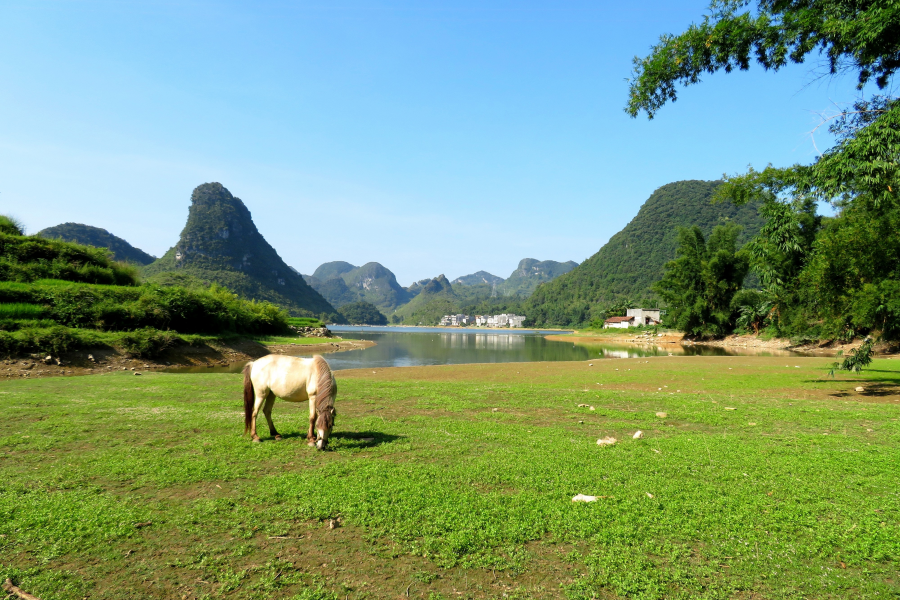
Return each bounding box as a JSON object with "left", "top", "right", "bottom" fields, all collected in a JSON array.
[{"left": 242, "top": 354, "right": 337, "bottom": 449}]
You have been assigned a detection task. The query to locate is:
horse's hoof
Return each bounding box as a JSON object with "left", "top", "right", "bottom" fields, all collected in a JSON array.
[
  {"left": 307, "top": 440, "right": 316, "bottom": 447},
  {"left": 251, "top": 436, "right": 261, "bottom": 443},
  {"left": 274, "top": 435, "right": 282, "bottom": 441}
]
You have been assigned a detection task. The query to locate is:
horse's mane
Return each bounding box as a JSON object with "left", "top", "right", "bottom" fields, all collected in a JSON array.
[{"left": 313, "top": 355, "right": 336, "bottom": 430}]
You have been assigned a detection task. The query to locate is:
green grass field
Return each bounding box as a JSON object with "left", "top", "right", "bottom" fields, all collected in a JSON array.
[{"left": 1, "top": 356, "right": 898, "bottom": 599}]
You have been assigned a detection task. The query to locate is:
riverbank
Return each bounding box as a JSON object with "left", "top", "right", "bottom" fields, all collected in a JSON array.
[
  {"left": 0, "top": 336, "right": 375, "bottom": 380},
  {"left": 547, "top": 330, "right": 898, "bottom": 357},
  {"left": 2, "top": 356, "right": 897, "bottom": 599}
]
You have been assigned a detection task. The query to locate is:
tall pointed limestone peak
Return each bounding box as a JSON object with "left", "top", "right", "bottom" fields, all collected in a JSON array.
[
  {"left": 143, "top": 183, "right": 336, "bottom": 316},
  {"left": 175, "top": 183, "right": 262, "bottom": 270}
]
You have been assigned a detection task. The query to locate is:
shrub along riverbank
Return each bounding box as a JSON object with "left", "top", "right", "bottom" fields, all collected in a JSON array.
[{"left": 0, "top": 226, "right": 296, "bottom": 358}]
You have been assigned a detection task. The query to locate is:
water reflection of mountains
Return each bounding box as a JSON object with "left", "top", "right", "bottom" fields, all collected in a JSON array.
[{"left": 316, "top": 330, "right": 791, "bottom": 371}]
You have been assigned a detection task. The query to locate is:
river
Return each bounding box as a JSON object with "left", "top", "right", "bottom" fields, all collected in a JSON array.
[
  {"left": 305, "top": 326, "right": 799, "bottom": 371},
  {"left": 164, "top": 326, "right": 803, "bottom": 374}
]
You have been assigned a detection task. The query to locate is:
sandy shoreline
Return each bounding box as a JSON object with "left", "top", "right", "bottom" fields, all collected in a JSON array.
[{"left": 546, "top": 331, "right": 896, "bottom": 357}]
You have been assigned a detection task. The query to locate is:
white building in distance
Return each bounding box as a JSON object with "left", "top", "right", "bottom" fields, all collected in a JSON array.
[
  {"left": 439, "top": 314, "right": 471, "bottom": 326},
  {"left": 603, "top": 308, "right": 662, "bottom": 329},
  {"left": 471, "top": 313, "right": 526, "bottom": 328}
]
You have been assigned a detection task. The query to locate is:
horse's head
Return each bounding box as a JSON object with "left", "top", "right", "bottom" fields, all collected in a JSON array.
[{"left": 315, "top": 406, "right": 336, "bottom": 450}]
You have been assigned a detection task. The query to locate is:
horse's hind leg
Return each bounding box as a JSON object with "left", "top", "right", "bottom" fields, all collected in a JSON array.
[
  {"left": 250, "top": 388, "right": 268, "bottom": 442},
  {"left": 262, "top": 392, "right": 281, "bottom": 440}
]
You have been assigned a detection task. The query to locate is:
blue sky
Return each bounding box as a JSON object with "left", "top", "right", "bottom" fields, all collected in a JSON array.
[{"left": 0, "top": 1, "right": 861, "bottom": 285}]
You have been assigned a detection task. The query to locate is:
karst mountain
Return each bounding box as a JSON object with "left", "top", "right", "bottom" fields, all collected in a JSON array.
[{"left": 143, "top": 182, "right": 335, "bottom": 316}]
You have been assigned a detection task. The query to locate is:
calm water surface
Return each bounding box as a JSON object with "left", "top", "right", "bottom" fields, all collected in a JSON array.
[{"left": 168, "top": 326, "right": 803, "bottom": 374}]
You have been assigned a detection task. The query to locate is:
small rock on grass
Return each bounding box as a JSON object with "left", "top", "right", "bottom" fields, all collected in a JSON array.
[
  {"left": 572, "top": 494, "right": 598, "bottom": 502},
  {"left": 655, "top": 412, "right": 667, "bottom": 418},
  {"left": 855, "top": 386, "right": 865, "bottom": 392},
  {"left": 633, "top": 430, "right": 644, "bottom": 439},
  {"left": 134, "top": 372, "right": 142, "bottom": 376},
  {"left": 596, "top": 437, "right": 617, "bottom": 446},
  {"left": 724, "top": 407, "right": 736, "bottom": 411}
]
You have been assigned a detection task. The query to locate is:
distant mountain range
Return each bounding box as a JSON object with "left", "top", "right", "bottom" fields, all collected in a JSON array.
[
  {"left": 450, "top": 259, "right": 577, "bottom": 297},
  {"left": 45, "top": 178, "right": 768, "bottom": 327},
  {"left": 303, "top": 253, "right": 576, "bottom": 317},
  {"left": 452, "top": 271, "right": 504, "bottom": 286},
  {"left": 495, "top": 259, "right": 578, "bottom": 297},
  {"left": 303, "top": 261, "right": 412, "bottom": 312},
  {"left": 37, "top": 223, "right": 157, "bottom": 265},
  {"left": 526, "top": 180, "right": 764, "bottom": 326},
  {"left": 141, "top": 183, "right": 335, "bottom": 317},
  {"left": 392, "top": 274, "right": 463, "bottom": 325}
]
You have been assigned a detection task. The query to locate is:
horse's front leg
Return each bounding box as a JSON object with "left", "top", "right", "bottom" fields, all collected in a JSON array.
[{"left": 307, "top": 395, "right": 317, "bottom": 446}]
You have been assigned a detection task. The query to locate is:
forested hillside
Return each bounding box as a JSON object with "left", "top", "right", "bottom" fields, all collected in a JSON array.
[
  {"left": 0, "top": 217, "right": 290, "bottom": 358},
  {"left": 37, "top": 223, "right": 157, "bottom": 265},
  {"left": 392, "top": 275, "right": 458, "bottom": 324},
  {"left": 312, "top": 261, "right": 356, "bottom": 281},
  {"left": 526, "top": 180, "right": 763, "bottom": 327},
  {"left": 142, "top": 183, "right": 336, "bottom": 318},
  {"left": 337, "top": 301, "right": 388, "bottom": 325}
]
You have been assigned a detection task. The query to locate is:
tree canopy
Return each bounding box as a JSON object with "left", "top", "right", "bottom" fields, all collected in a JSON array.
[
  {"left": 654, "top": 223, "right": 749, "bottom": 336},
  {"left": 627, "top": 0, "right": 900, "bottom": 120},
  {"left": 628, "top": 0, "right": 900, "bottom": 341}
]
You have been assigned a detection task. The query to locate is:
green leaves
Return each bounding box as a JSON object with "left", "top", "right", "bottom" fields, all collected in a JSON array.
[
  {"left": 654, "top": 223, "right": 749, "bottom": 337},
  {"left": 627, "top": 0, "right": 900, "bottom": 119},
  {"left": 829, "top": 336, "right": 875, "bottom": 377}
]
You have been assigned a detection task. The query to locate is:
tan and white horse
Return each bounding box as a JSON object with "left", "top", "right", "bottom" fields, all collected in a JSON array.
[{"left": 242, "top": 354, "right": 337, "bottom": 449}]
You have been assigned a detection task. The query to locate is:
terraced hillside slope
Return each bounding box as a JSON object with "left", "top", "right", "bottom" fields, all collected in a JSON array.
[
  {"left": 37, "top": 223, "right": 156, "bottom": 265},
  {"left": 526, "top": 180, "right": 764, "bottom": 327},
  {"left": 143, "top": 182, "right": 335, "bottom": 317}
]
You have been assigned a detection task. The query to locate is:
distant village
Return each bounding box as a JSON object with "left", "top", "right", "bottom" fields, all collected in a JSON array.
[
  {"left": 439, "top": 313, "right": 527, "bottom": 328},
  {"left": 439, "top": 309, "right": 661, "bottom": 329}
]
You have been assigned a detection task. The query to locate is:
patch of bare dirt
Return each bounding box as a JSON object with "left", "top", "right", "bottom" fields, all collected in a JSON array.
[
  {"left": 8, "top": 513, "right": 584, "bottom": 600},
  {"left": 0, "top": 338, "right": 374, "bottom": 381}
]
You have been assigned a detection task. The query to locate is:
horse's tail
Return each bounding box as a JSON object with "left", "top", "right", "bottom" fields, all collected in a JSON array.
[
  {"left": 313, "top": 355, "right": 336, "bottom": 430},
  {"left": 242, "top": 361, "right": 255, "bottom": 434}
]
